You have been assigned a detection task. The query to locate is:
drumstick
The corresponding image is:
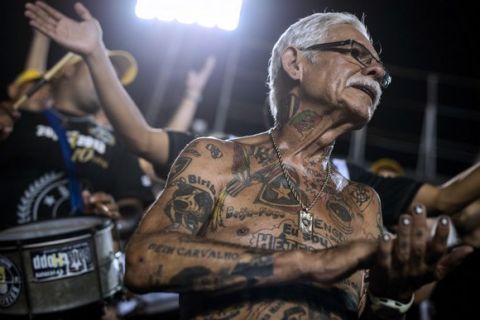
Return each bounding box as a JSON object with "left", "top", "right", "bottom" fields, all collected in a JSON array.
[{"left": 13, "top": 52, "right": 77, "bottom": 110}]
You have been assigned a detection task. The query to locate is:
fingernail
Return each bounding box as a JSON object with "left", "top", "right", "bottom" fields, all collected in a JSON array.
[
  {"left": 440, "top": 217, "right": 449, "bottom": 225},
  {"left": 402, "top": 217, "right": 411, "bottom": 225},
  {"left": 383, "top": 233, "right": 390, "bottom": 241},
  {"left": 414, "top": 204, "right": 424, "bottom": 215}
]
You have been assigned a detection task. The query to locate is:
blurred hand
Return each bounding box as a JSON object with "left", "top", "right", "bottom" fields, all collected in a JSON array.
[
  {"left": 25, "top": 1, "right": 104, "bottom": 56},
  {"left": 455, "top": 200, "right": 480, "bottom": 247},
  {"left": 0, "top": 101, "right": 20, "bottom": 140},
  {"left": 185, "top": 56, "right": 216, "bottom": 96},
  {"left": 369, "top": 204, "right": 473, "bottom": 301},
  {"left": 82, "top": 190, "right": 121, "bottom": 220}
]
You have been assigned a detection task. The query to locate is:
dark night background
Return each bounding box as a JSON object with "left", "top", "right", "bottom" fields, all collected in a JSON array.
[{"left": 1, "top": 0, "right": 479, "bottom": 180}]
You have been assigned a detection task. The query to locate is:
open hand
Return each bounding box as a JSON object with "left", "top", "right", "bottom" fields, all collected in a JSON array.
[
  {"left": 369, "top": 204, "right": 473, "bottom": 300},
  {"left": 186, "top": 56, "right": 216, "bottom": 95},
  {"left": 25, "top": 1, "right": 104, "bottom": 56}
]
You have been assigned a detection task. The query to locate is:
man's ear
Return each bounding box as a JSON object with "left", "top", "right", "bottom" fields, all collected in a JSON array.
[{"left": 281, "top": 47, "right": 303, "bottom": 82}]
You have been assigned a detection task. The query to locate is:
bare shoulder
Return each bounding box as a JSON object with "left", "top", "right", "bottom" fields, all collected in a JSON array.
[
  {"left": 330, "top": 167, "right": 381, "bottom": 214},
  {"left": 182, "top": 136, "right": 233, "bottom": 159},
  {"left": 169, "top": 137, "right": 238, "bottom": 185},
  {"left": 171, "top": 132, "right": 279, "bottom": 192},
  {"left": 143, "top": 137, "right": 237, "bottom": 234},
  {"left": 332, "top": 174, "right": 383, "bottom": 238},
  {"left": 190, "top": 132, "right": 272, "bottom": 161},
  {"left": 347, "top": 180, "right": 380, "bottom": 212},
  {"left": 229, "top": 131, "right": 271, "bottom": 146}
]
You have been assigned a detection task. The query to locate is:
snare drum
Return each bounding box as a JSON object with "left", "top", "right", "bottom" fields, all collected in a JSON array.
[{"left": 0, "top": 217, "right": 123, "bottom": 316}]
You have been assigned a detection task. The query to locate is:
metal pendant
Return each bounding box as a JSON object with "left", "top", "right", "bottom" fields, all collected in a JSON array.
[{"left": 299, "top": 210, "right": 313, "bottom": 234}]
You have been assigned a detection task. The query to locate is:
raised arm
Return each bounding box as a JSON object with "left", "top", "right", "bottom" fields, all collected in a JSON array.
[
  {"left": 124, "top": 138, "right": 379, "bottom": 294},
  {"left": 166, "top": 56, "right": 216, "bottom": 131},
  {"left": 8, "top": 29, "right": 49, "bottom": 99},
  {"left": 25, "top": 30, "right": 50, "bottom": 72},
  {"left": 413, "top": 162, "right": 480, "bottom": 216},
  {"left": 7, "top": 30, "right": 51, "bottom": 110},
  {"left": 25, "top": 1, "right": 169, "bottom": 166}
]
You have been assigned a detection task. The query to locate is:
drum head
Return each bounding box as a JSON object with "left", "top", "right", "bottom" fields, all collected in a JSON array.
[{"left": 0, "top": 217, "right": 112, "bottom": 244}]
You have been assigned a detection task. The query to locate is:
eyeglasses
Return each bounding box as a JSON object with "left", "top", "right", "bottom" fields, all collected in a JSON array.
[{"left": 300, "top": 39, "right": 392, "bottom": 89}]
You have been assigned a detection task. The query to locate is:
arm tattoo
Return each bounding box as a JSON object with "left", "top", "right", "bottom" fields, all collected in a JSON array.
[
  {"left": 164, "top": 179, "right": 214, "bottom": 233},
  {"left": 327, "top": 197, "right": 354, "bottom": 235},
  {"left": 282, "top": 306, "right": 307, "bottom": 320},
  {"left": 168, "top": 156, "right": 192, "bottom": 182},
  {"left": 148, "top": 243, "right": 241, "bottom": 261},
  {"left": 231, "top": 256, "right": 274, "bottom": 282},
  {"left": 183, "top": 140, "right": 201, "bottom": 157},
  {"left": 249, "top": 145, "right": 275, "bottom": 166},
  {"left": 167, "top": 254, "right": 274, "bottom": 291},
  {"left": 225, "top": 143, "right": 252, "bottom": 196},
  {"left": 350, "top": 184, "right": 373, "bottom": 212},
  {"left": 206, "top": 143, "right": 223, "bottom": 159},
  {"left": 169, "top": 266, "right": 215, "bottom": 289}
]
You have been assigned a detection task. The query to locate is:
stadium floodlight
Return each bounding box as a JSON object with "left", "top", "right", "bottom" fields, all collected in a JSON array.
[{"left": 135, "top": 0, "right": 243, "bottom": 31}]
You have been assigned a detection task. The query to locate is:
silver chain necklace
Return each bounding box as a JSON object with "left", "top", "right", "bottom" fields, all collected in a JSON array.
[{"left": 270, "top": 130, "right": 331, "bottom": 234}]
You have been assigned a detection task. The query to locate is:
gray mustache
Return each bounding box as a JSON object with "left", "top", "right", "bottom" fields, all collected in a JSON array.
[{"left": 346, "top": 77, "right": 382, "bottom": 108}]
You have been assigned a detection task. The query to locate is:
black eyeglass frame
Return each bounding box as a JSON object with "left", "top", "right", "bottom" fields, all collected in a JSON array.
[{"left": 300, "top": 39, "right": 391, "bottom": 88}]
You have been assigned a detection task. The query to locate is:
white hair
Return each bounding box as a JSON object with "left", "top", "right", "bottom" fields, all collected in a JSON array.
[{"left": 267, "top": 12, "right": 371, "bottom": 122}]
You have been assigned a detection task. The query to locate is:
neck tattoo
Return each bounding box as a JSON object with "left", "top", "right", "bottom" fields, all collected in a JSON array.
[{"left": 269, "top": 129, "right": 331, "bottom": 234}]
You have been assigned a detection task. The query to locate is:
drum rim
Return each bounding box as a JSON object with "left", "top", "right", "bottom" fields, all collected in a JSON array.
[{"left": 0, "top": 217, "right": 113, "bottom": 245}]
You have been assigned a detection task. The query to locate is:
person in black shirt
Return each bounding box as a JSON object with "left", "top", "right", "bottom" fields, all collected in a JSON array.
[
  {"left": 0, "top": 39, "right": 154, "bottom": 320},
  {"left": 0, "top": 49, "right": 153, "bottom": 233}
]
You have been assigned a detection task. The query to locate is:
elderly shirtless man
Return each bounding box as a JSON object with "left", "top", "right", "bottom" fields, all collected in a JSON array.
[{"left": 25, "top": 2, "right": 472, "bottom": 319}]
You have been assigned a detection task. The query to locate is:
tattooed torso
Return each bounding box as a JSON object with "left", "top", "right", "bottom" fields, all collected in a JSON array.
[{"left": 157, "top": 134, "right": 381, "bottom": 319}]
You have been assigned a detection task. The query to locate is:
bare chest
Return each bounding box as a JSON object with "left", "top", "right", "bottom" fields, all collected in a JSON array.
[{"left": 204, "top": 182, "right": 369, "bottom": 251}]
